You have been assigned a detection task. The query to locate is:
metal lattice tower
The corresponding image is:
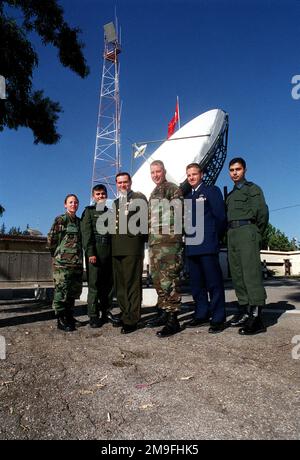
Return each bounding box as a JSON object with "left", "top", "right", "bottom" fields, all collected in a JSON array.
[
  {"left": 91, "top": 21, "right": 121, "bottom": 198},
  {"left": 201, "top": 113, "right": 229, "bottom": 186}
]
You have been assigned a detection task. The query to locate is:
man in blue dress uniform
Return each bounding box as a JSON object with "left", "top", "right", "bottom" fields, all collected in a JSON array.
[{"left": 184, "top": 163, "right": 227, "bottom": 333}]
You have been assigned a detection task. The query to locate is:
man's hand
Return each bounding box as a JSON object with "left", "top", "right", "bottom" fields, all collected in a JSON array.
[{"left": 89, "top": 256, "right": 97, "bottom": 264}]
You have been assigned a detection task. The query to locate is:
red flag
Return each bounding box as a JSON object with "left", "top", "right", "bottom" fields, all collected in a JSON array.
[{"left": 167, "top": 100, "right": 179, "bottom": 138}]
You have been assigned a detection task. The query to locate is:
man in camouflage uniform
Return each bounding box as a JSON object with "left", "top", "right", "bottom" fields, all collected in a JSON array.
[
  {"left": 147, "top": 160, "right": 183, "bottom": 337},
  {"left": 226, "top": 157, "right": 269, "bottom": 335},
  {"left": 47, "top": 194, "right": 83, "bottom": 332},
  {"left": 81, "top": 184, "right": 120, "bottom": 328}
]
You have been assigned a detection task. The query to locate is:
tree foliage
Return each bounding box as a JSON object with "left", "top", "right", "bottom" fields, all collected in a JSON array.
[
  {"left": 0, "top": 204, "right": 5, "bottom": 217},
  {"left": 262, "top": 223, "right": 299, "bottom": 251},
  {"left": 0, "top": 0, "right": 89, "bottom": 144},
  {"left": 0, "top": 223, "right": 30, "bottom": 235}
]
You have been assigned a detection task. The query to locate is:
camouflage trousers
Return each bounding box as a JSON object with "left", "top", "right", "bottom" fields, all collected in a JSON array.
[
  {"left": 52, "top": 266, "right": 83, "bottom": 314},
  {"left": 149, "top": 243, "right": 183, "bottom": 312}
]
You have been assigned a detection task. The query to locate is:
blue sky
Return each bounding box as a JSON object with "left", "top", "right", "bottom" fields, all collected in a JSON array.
[{"left": 1, "top": 0, "right": 300, "bottom": 240}]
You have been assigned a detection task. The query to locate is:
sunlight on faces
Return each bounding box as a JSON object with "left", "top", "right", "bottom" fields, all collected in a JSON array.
[
  {"left": 150, "top": 164, "right": 166, "bottom": 186},
  {"left": 229, "top": 162, "right": 246, "bottom": 184},
  {"left": 93, "top": 190, "right": 107, "bottom": 203},
  {"left": 64, "top": 195, "right": 79, "bottom": 216},
  {"left": 186, "top": 167, "right": 203, "bottom": 189},
  {"left": 116, "top": 174, "right": 132, "bottom": 194}
]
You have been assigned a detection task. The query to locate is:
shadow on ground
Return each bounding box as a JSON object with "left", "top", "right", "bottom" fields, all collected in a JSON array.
[{"left": 0, "top": 296, "right": 296, "bottom": 332}]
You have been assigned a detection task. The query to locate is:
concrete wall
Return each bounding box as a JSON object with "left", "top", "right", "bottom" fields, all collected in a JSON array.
[
  {"left": 220, "top": 249, "right": 300, "bottom": 278},
  {"left": 260, "top": 250, "right": 300, "bottom": 276}
]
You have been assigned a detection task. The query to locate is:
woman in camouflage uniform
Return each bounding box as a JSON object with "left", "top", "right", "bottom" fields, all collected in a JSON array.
[{"left": 47, "top": 194, "right": 83, "bottom": 332}]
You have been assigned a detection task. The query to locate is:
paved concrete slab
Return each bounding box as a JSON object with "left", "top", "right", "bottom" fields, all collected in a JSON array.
[{"left": 0, "top": 278, "right": 299, "bottom": 440}]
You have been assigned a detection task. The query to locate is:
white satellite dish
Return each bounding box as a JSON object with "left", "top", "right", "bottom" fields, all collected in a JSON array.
[{"left": 131, "top": 108, "right": 228, "bottom": 198}]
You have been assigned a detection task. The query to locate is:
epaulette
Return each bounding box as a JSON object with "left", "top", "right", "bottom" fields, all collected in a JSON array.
[{"left": 83, "top": 205, "right": 95, "bottom": 211}]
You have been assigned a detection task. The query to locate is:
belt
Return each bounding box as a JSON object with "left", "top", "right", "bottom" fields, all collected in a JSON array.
[{"left": 228, "top": 220, "right": 254, "bottom": 229}]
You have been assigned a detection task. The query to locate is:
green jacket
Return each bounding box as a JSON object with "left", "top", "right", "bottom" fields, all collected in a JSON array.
[
  {"left": 81, "top": 205, "right": 111, "bottom": 258},
  {"left": 47, "top": 213, "right": 83, "bottom": 268},
  {"left": 226, "top": 180, "right": 269, "bottom": 233},
  {"left": 112, "top": 190, "right": 148, "bottom": 256}
]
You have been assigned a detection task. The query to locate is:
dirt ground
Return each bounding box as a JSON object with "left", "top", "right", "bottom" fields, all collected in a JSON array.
[{"left": 0, "top": 281, "right": 299, "bottom": 440}]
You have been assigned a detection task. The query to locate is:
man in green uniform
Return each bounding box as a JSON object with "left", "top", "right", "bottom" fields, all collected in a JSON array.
[
  {"left": 112, "top": 172, "right": 148, "bottom": 334},
  {"left": 226, "top": 157, "right": 269, "bottom": 335},
  {"left": 81, "top": 184, "right": 120, "bottom": 328},
  {"left": 47, "top": 194, "right": 83, "bottom": 332},
  {"left": 147, "top": 160, "right": 183, "bottom": 338}
]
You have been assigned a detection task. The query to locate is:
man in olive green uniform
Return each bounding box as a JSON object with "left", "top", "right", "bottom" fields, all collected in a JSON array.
[
  {"left": 47, "top": 194, "right": 83, "bottom": 332},
  {"left": 112, "top": 172, "right": 148, "bottom": 334},
  {"left": 147, "top": 160, "right": 183, "bottom": 338},
  {"left": 81, "top": 184, "right": 119, "bottom": 328},
  {"left": 226, "top": 157, "right": 269, "bottom": 335}
]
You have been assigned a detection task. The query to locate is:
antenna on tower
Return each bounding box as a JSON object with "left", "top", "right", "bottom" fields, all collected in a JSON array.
[{"left": 90, "top": 19, "right": 122, "bottom": 199}]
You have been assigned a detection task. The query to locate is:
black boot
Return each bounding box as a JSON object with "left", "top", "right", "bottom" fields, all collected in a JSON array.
[
  {"left": 89, "top": 316, "right": 102, "bottom": 328},
  {"left": 239, "top": 306, "right": 266, "bottom": 335},
  {"left": 65, "top": 300, "right": 81, "bottom": 328},
  {"left": 145, "top": 309, "right": 168, "bottom": 328},
  {"left": 228, "top": 305, "right": 249, "bottom": 327},
  {"left": 57, "top": 311, "right": 75, "bottom": 332},
  {"left": 156, "top": 312, "right": 181, "bottom": 338},
  {"left": 101, "top": 309, "right": 122, "bottom": 327}
]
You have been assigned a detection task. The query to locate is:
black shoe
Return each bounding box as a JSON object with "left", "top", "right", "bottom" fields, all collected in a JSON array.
[
  {"left": 105, "top": 310, "right": 122, "bottom": 326},
  {"left": 65, "top": 311, "right": 82, "bottom": 328},
  {"left": 156, "top": 312, "right": 181, "bottom": 338},
  {"left": 71, "top": 318, "right": 82, "bottom": 327},
  {"left": 57, "top": 316, "right": 75, "bottom": 332},
  {"left": 89, "top": 317, "right": 102, "bottom": 328},
  {"left": 121, "top": 323, "right": 137, "bottom": 334},
  {"left": 228, "top": 312, "right": 248, "bottom": 327},
  {"left": 239, "top": 316, "right": 266, "bottom": 335},
  {"left": 184, "top": 317, "right": 210, "bottom": 328},
  {"left": 208, "top": 322, "right": 225, "bottom": 334},
  {"left": 145, "top": 310, "right": 168, "bottom": 328}
]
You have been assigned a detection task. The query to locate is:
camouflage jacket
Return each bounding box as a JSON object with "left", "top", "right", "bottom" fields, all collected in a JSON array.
[
  {"left": 47, "top": 213, "right": 83, "bottom": 268},
  {"left": 149, "top": 180, "right": 183, "bottom": 246}
]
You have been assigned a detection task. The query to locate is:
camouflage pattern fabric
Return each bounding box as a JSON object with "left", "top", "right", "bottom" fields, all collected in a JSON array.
[
  {"left": 149, "top": 180, "right": 183, "bottom": 246},
  {"left": 148, "top": 180, "right": 183, "bottom": 312},
  {"left": 149, "top": 243, "right": 183, "bottom": 312},
  {"left": 47, "top": 213, "right": 83, "bottom": 268},
  {"left": 47, "top": 213, "right": 83, "bottom": 313},
  {"left": 52, "top": 268, "right": 83, "bottom": 313}
]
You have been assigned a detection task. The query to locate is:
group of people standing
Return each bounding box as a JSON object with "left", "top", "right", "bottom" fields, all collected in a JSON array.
[{"left": 47, "top": 156, "right": 269, "bottom": 338}]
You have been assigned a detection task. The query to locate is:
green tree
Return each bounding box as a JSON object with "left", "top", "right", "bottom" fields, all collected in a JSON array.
[
  {"left": 23, "top": 223, "right": 30, "bottom": 235},
  {"left": 0, "top": 0, "right": 89, "bottom": 144},
  {"left": 8, "top": 226, "right": 22, "bottom": 235},
  {"left": 0, "top": 222, "right": 6, "bottom": 234},
  {"left": 262, "top": 223, "right": 298, "bottom": 251},
  {"left": 0, "top": 204, "right": 4, "bottom": 217}
]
